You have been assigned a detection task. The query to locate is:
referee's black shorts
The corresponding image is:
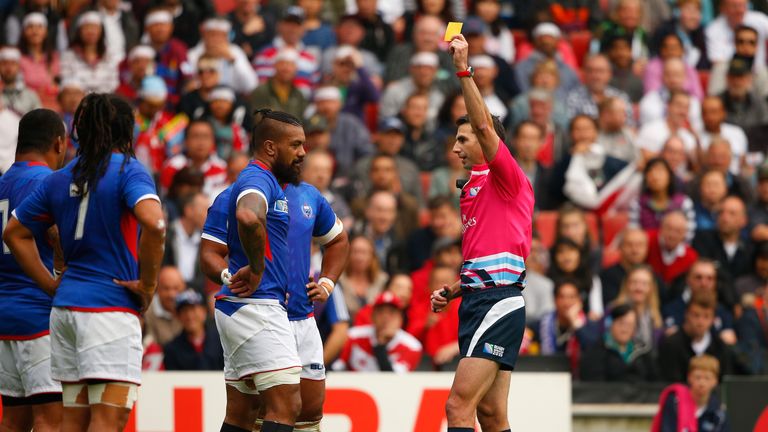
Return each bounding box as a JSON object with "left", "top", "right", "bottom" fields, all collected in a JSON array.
[{"left": 458, "top": 285, "right": 526, "bottom": 371}]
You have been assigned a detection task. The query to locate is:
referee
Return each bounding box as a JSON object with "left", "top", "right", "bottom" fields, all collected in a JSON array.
[{"left": 431, "top": 34, "right": 535, "bottom": 432}]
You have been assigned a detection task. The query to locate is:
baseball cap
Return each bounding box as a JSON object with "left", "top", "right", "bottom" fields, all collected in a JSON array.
[
  {"left": 410, "top": 52, "right": 439, "bottom": 67},
  {"left": 728, "top": 57, "right": 751, "bottom": 76},
  {"left": 175, "top": 289, "right": 205, "bottom": 311},
  {"left": 378, "top": 117, "right": 405, "bottom": 134},
  {"left": 282, "top": 6, "right": 305, "bottom": 23},
  {"left": 463, "top": 16, "right": 487, "bottom": 36},
  {"left": 373, "top": 291, "right": 403, "bottom": 310},
  {"left": 139, "top": 76, "right": 168, "bottom": 102},
  {"left": 532, "top": 22, "right": 562, "bottom": 39},
  {"left": 305, "top": 114, "right": 329, "bottom": 133}
]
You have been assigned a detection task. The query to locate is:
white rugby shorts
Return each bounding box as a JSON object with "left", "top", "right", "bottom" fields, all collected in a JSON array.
[
  {"left": 290, "top": 317, "right": 326, "bottom": 380},
  {"left": 0, "top": 335, "right": 61, "bottom": 397},
  {"left": 49, "top": 308, "right": 143, "bottom": 384},
  {"left": 215, "top": 301, "right": 301, "bottom": 391}
]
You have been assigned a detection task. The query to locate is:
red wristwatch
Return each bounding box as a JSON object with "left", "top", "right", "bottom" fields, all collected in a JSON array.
[{"left": 456, "top": 66, "right": 474, "bottom": 78}]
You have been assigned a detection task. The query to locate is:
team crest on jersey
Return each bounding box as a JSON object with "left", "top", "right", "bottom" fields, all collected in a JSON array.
[
  {"left": 302, "top": 203, "right": 313, "bottom": 218},
  {"left": 469, "top": 186, "right": 482, "bottom": 197},
  {"left": 274, "top": 199, "right": 288, "bottom": 213}
]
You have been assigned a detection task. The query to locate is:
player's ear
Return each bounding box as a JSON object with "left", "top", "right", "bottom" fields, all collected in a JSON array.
[
  {"left": 263, "top": 139, "right": 276, "bottom": 157},
  {"left": 55, "top": 135, "right": 66, "bottom": 155}
]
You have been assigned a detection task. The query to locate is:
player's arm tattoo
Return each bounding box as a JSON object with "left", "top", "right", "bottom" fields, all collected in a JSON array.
[
  {"left": 236, "top": 193, "right": 267, "bottom": 277},
  {"left": 46, "top": 225, "right": 65, "bottom": 274}
]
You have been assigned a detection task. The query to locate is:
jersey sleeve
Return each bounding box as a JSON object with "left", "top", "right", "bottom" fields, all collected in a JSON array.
[
  {"left": 312, "top": 192, "right": 343, "bottom": 245},
  {"left": 487, "top": 139, "right": 531, "bottom": 200},
  {"left": 201, "top": 189, "right": 230, "bottom": 245},
  {"left": 121, "top": 160, "right": 160, "bottom": 209},
  {"left": 235, "top": 168, "right": 274, "bottom": 211},
  {"left": 12, "top": 178, "right": 54, "bottom": 230},
  {"left": 325, "top": 285, "right": 351, "bottom": 324}
]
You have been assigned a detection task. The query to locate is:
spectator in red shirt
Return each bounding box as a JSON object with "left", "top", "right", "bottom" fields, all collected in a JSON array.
[
  {"left": 355, "top": 272, "right": 414, "bottom": 326},
  {"left": 420, "top": 265, "right": 461, "bottom": 370},
  {"left": 333, "top": 291, "right": 423, "bottom": 372},
  {"left": 160, "top": 118, "right": 227, "bottom": 197},
  {"left": 134, "top": 75, "right": 188, "bottom": 173},
  {"left": 647, "top": 210, "right": 699, "bottom": 287}
]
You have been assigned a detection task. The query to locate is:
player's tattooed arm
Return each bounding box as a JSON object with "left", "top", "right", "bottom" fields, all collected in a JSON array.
[
  {"left": 199, "top": 239, "right": 229, "bottom": 285},
  {"left": 4, "top": 217, "right": 58, "bottom": 296},
  {"left": 232, "top": 193, "right": 267, "bottom": 296}
]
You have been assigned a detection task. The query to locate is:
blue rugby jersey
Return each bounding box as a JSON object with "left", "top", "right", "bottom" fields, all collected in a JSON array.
[
  {"left": 0, "top": 161, "right": 54, "bottom": 339},
  {"left": 14, "top": 154, "right": 159, "bottom": 315}
]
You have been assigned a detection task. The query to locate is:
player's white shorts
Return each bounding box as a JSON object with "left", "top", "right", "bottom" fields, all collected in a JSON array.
[
  {"left": 49, "top": 308, "right": 142, "bottom": 385},
  {"left": 215, "top": 302, "right": 301, "bottom": 389},
  {"left": 0, "top": 335, "right": 61, "bottom": 398},
  {"left": 290, "top": 317, "right": 326, "bottom": 380}
]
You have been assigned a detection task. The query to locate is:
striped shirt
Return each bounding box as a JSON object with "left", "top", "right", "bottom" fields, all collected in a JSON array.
[
  {"left": 459, "top": 140, "right": 535, "bottom": 290},
  {"left": 253, "top": 38, "right": 319, "bottom": 98}
]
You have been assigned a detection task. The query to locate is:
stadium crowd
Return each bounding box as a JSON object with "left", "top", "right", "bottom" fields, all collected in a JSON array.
[{"left": 0, "top": 0, "right": 766, "bottom": 389}]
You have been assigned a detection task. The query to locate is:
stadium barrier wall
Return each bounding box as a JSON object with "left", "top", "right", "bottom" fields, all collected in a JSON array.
[{"left": 31, "top": 371, "right": 568, "bottom": 432}]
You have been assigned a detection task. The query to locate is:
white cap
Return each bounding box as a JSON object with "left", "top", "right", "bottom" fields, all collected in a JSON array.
[
  {"left": 469, "top": 55, "right": 495, "bottom": 69},
  {"left": 410, "top": 52, "right": 439, "bottom": 67},
  {"left": 144, "top": 10, "right": 173, "bottom": 27},
  {"left": 77, "top": 11, "right": 102, "bottom": 28},
  {"left": 532, "top": 22, "right": 561, "bottom": 39},
  {"left": 274, "top": 48, "right": 299, "bottom": 63},
  {"left": 335, "top": 45, "right": 358, "bottom": 60},
  {"left": 128, "top": 45, "right": 156, "bottom": 61},
  {"left": 202, "top": 18, "right": 232, "bottom": 33},
  {"left": 0, "top": 47, "right": 21, "bottom": 62},
  {"left": 314, "top": 86, "right": 342, "bottom": 102},
  {"left": 209, "top": 86, "right": 235, "bottom": 102},
  {"left": 139, "top": 76, "right": 168, "bottom": 101},
  {"left": 22, "top": 12, "right": 47, "bottom": 28},
  {"left": 60, "top": 77, "right": 85, "bottom": 92}
]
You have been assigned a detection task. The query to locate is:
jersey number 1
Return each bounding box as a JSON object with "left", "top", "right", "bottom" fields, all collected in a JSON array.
[{"left": 75, "top": 191, "right": 89, "bottom": 240}]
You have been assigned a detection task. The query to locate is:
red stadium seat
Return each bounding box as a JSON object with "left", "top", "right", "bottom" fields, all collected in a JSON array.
[
  {"left": 534, "top": 211, "right": 559, "bottom": 248},
  {"left": 364, "top": 103, "right": 378, "bottom": 133},
  {"left": 568, "top": 30, "right": 592, "bottom": 68},
  {"left": 602, "top": 247, "right": 621, "bottom": 268},
  {"left": 512, "top": 30, "right": 528, "bottom": 57},
  {"left": 601, "top": 212, "right": 629, "bottom": 247}
]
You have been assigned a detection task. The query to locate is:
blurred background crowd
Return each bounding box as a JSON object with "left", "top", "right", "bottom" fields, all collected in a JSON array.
[{"left": 0, "top": 0, "right": 767, "bottom": 393}]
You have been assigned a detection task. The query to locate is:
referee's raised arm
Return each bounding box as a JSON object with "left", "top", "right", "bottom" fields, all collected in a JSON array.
[{"left": 449, "top": 34, "right": 500, "bottom": 163}]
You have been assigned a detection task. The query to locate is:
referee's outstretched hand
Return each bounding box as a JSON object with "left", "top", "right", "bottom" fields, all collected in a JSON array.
[{"left": 431, "top": 286, "right": 450, "bottom": 313}]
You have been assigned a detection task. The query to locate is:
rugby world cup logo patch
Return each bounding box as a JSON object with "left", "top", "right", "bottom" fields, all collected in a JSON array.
[
  {"left": 302, "top": 203, "right": 313, "bottom": 218},
  {"left": 469, "top": 186, "right": 481, "bottom": 197},
  {"left": 274, "top": 199, "right": 288, "bottom": 213}
]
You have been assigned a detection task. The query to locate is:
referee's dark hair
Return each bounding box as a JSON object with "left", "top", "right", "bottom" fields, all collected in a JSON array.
[
  {"left": 250, "top": 108, "right": 303, "bottom": 155},
  {"left": 16, "top": 109, "right": 66, "bottom": 155},
  {"left": 456, "top": 114, "right": 506, "bottom": 141}
]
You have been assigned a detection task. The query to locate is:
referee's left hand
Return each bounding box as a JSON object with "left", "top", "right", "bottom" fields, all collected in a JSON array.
[{"left": 431, "top": 286, "right": 450, "bottom": 313}]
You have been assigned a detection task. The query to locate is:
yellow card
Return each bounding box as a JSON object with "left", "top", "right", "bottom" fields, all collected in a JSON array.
[{"left": 444, "top": 22, "right": 463, "bottom": 42}]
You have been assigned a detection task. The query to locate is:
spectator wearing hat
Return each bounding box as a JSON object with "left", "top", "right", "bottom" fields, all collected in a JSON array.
[
  {"left": 354, "top": 0, "right": 395, "bottom": 62},
  {"left": 117, "top": 45, "right": 156, "bottom": 101},
  {"left": 60, "top": 11, "right": 119, "bottom": 94},
  {"left": 594, "top": 0, "right": 650, "bottom": 61},
  {"left": 144, "top": 266, "right": 186, "bottom": 346},
  {"left": 355, "top": 272, "right": 414, "bottom": 328},
  {"left": 321, "top": 45, "right": 380, "bottom": 120},
  {"left": 249, "top": 48, "right": 308, "bottom": 120},
  {"left": 80, "top": 0, "right": 140, "bottom": 63},
  {"left": 143, "top": 8, "right": 189, "bottom": 106},
  {"left": 604, "top": 34, "right": 644, "bottom": 103},
  {"left": 304, "top": 114, "right": 332, "bottom": 152},
  {"left": 253, "top": 6, "right": 320, "bottom": 97},
  {"left": 461, "top": 16, "right": 519, "bottom": 102},
  {"left": 379, "top": 52, "right": 445, "bottom": 125},
  {"left": 18, "top": 12, "right": 60, "bottom": 97},
  {"left": 708, "top": 25, "right": 768, "bottom": 99},
  {"left": 0, "top": 97, "right": 19, "bottom": 173},
  {"left": 178, "top": 55, "right": 252, "bottom": 127},
  {"left": 332, "top": 291, "right": 423, "bottom": 372},
  {"left": 202, "top": 85, "right": 248, "bottom": 160},
  {"left": 313, "top": 85, "right": 373, "bottom": 177},
  {"left": 515, "top": 22, "right": 581, "bottom": 97},
  {"left": 163, "top": 289, "right": 224, "bottom": 371},
  {"left": 698, "top": 96, "right": 748, "bottom": 175},
  {"left": 706, "top": 0, "right": 768, "bottom": 68},
  {"left": 597, "top": 97, "right": 638, "bottom": 163},
  {"left": 134, "top": 76, "right": 189, "bottom": 173},
  {"left": 4, "top": 0, "right": 65, "bottom": 53},
  {"left": 0, "top": 47, "right": 41, "bottom": 115},
  {"left": 321, "top": 14, "right": 383, "bottom": 78},
  {"left": 719, "top": 56, "right": 768, "bottom": 132},
  {"left": 160, "top": 118, "right": 228, "bottom": 197},
  {"left": 298, "top": 0, "right": 337, "bottom": 53},
  {"left": 352, "top": 117, "right": 422, "bottom": 203},
  {"left": 565, "top": 54, "right": 634, "bottom": 124},
  {"left": 651, "top": 0, "right": 710, "bottom": 71},
  {"left": 383, "top": 15, "right": 454, "bottom": 84},
  {"left": 187, "top": 17, "right": 258, "bottom": 95},
  {"left": 227, "top": 0, "right": 277, "bottom": 59},
  {"left": 639, "top": 57, "right": 703, "bottom": 129}
]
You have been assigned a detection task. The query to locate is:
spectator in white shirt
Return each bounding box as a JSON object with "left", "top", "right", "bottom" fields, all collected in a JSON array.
[
  {"left": 597, "top": 97, "right": 638, "bottom": 163},
  {"left": 705, "top": 0, "right": 768, "bottom": 67},
  {"left": 60, "top": 11, "right": 119, "bottom": 93},
  {"left": 639, "top": 57, "right": 702, "bottom": 129},
  {"left": 379, "top": 52, "right": 445, "bottom": 125},
  {"left": 469, "top": 54, "right": 507, "bottom": 121},
  {"left": 638, "top": 90, "right": 699, "bottom": 161},
  {"left": 96, "top": 0, "right": 139, "bottom": 63},
  {"left": 186, "top": 18, "right": 258, "bottom": 95},
  {"left": 164, "top": 192, "right": 210, "bottom": 287},
  {"left": 699, "top": 96, "right": 747, "bottom": 174}
]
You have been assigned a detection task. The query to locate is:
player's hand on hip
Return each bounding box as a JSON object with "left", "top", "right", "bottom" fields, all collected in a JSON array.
[
  {"left": 431, "top": 285, "right": 450, "bottom": 312},
  {"left": 114, "top": 279, "right": 152, "bottom": 314},
  {"left": 229, "top": 266, "right": 262, "bottom": 297},
  {"left": 449, "top": 34, "right": 469, "bottom": 71},
  {"left": 306, "top": 276, "right": 330, "bottom": 303}
]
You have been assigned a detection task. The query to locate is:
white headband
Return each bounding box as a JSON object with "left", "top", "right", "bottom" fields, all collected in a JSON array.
[
  {"left": 0, "top": 47, "right": 21, "bottom": 62},
  {"left": 209, "top": 87, "right": 235, "bottom": 102},
  {"left": 22, "top": 12, "right": 47, "bottom": 28},
  {"left": 144, "top": 10, "right": 173, "bottom": 26},
  {"left": 202, "top": 18, "right": 231, "bottom": 33},
  {"left": 77, "top": 11, "right": 102, "bottom": 28},
  {"left": 129, "top": 45, "right": 156, "bottom": 61}
]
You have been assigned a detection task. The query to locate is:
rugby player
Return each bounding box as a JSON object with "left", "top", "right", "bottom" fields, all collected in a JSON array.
[
  {"left": 430, "top": 34, "right": 535, "bottom": 432},
  {"left": 5, "top": 94, "right": 166, "bottom": 431},
  {"left": 0, "top": 109, "right": 67, "bottom": 432},
  {"left": 212, "top": 109, "right": 307, "bottom": 432}
]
